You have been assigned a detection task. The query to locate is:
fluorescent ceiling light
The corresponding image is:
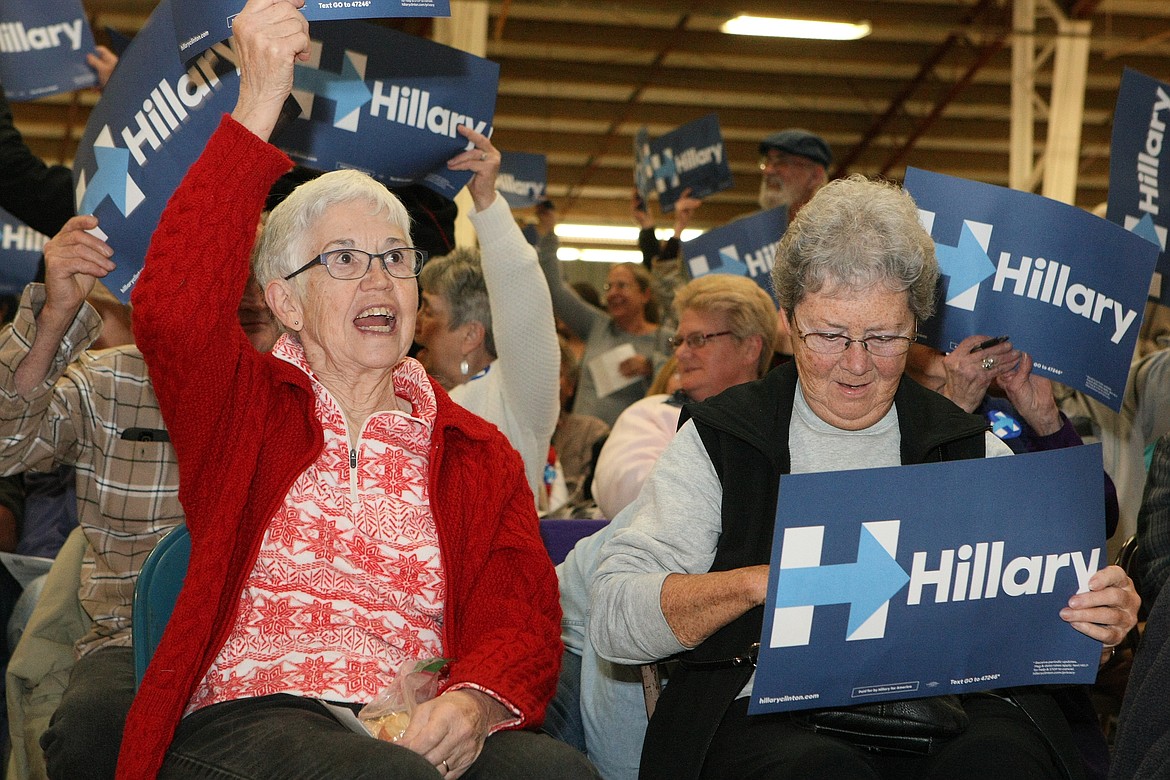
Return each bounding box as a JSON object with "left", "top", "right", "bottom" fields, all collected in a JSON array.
[
  {"left": 555, "top": 224, "right": 640, "bottom": 242},
  {"left": 557, "top": 247, "right": 646, "bottom": 264},
  {"left": 555, "top": 223, "right": 703, "bottom": 243},
  {"left": 720, "top": 15, "right": 871, "bottom": 41},
  {"left": 660, "top": 227, "right": 704, "bottom": 242}
]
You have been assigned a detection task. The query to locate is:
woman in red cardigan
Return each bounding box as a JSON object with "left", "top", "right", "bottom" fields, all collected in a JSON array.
[{"left": 118, "top": 1, "right": 597, "bottom": 778}]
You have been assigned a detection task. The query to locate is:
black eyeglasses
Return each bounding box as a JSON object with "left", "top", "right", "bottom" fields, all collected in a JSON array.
[
  {"left": 284, "top": 247, "right": 427, "bottom": 281},
  {"left": 668, "top": 330, "right": 734, "bottom": 350},
  {"left": 795, "top": 328, "right": 919, "bottom": 357}
]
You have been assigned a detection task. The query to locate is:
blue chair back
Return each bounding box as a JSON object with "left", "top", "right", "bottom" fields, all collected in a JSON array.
[{"left": 132, "top": 524, "right": 191, "bottom": 688}]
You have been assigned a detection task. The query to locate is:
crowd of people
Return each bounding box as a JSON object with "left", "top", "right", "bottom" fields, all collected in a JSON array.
[{"left": 0, "top": 0, "right": 1161, "bottom": 777}]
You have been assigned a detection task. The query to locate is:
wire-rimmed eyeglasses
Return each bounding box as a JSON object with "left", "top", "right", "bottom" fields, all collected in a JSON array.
[
  {"left": 668, "top": 330, "right": 734, "bottom": 350},
  {"left": 795, "top": 329, "right": 919, "bottom": 357},
  {"left": 758, "top": 153, "right": 816, "bottom": 172},
  {"left": 283, "top": 247, "right": 427, "bottom": 281}
]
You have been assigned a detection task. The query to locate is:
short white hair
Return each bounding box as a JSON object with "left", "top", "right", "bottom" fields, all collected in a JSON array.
[{"left": 252, "top": 169, "right": 413, "bottom": 289}]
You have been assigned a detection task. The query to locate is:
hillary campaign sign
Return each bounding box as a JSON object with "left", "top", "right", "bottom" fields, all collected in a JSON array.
[
  {"left": 0, "top": 0, "right": 95, "bottom": 101},
  {"left": 1108, "top": 69, "right": 1170, "bottom": 305},
  {"left": 72, "top": 0, "right": 239, "bottom": 303},
  {"left": 0, "top": 208, "right": 47, "bottom": 295},
  {"left": 750, "top": 445, "right": 1105, "bottom": 715},
  {"left": 905, "top": 168, "right": 1159, "bottom": 411},
  {"left": 682, "top": 206, "right": 786, "bottom": 296},
  {"left": 497, "top": 151, "right": 547, "bottom": 209},
  {"left": 172, "top": 0, "right": 450, "bottom": 61},
  {"left": 635, "top": 113, "right": 733, "bottom": 214},
  {"left": 273, "top": 23, "right": 498, "bottom": 199},
  {"left": 73, "top": 0, "right": 496, "bottom": 302}
]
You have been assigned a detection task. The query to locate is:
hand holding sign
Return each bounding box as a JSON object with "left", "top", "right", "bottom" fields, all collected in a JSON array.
[
  {"left": 448, "top": 124, "right": 500, "bottom": 213},
  {"left": 173, "top": 0, "right": 450, "bottom": 62},
  {"left": 15, "top": 214, "right": 116, "bottom": 395},
  {"left": 752, "top": 447, "right": 1111, "bottom": 716},
  {"left": 87, "top": 45, "right": 118, "bottom": 89},
  {"left": 1060, "top": 564, "right": 1139, "bottom": 648},
  {"left": 907, "top": 167, "right": 1160, "bottom": 410},
  {"left": 42, "top": 214, "right": 114, "bottom": 321},
  {"left": 939, "top": 333, "right": 1020, "bottom": 412},
  {"left": 231, "top": 0, "right": 310, "bottom": 141},
  {"left": 619, "top": 354, "right": 652, "bottom": 379},
  {"left": 673, "top": 187, "right": 702, "bottom": 234},
  {"left": 994, "top": 351, "right": 1062, "bottom": 437}
]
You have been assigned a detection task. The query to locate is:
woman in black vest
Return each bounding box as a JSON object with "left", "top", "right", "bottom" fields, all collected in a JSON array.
[{"left": 590, "top": 175, "right": 1139, "bottom": 780}]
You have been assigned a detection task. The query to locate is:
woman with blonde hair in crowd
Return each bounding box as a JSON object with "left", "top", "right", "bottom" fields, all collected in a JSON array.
[{"left": 592, "top": 274, "right": 777, "bottom": 520}]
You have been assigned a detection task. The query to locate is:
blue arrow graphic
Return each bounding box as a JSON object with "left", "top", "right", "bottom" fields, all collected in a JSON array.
[
  {"left": 935, "top": 222, "right": 996, "bottom": 305},
  {"left": 293, "top": 56, "right": 373, "bottom": 125},
  {"left": 987, "top": 409, "right": 1022, "bottom": 440},
  {"left": 1130, "top": 212, "right": 1163, "bottom": 249},
  {"left": 717, "top": 246, "right": 749, "bottom": 276},
  {"left": 79, "top": 145, "right": 133, "bottom": 216},
  {"left": 773, "top": 526, "right": 910, "bottom": 637}
]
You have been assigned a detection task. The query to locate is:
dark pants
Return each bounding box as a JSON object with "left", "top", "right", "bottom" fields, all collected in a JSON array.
[
  {"left": 41, "top": 645, "right": 136, "bottom": 780},
  {"left": 700, "top": 695, "right": 1065, "bottom": 780},
  {"left": 160, "top": 693, "right": 600, "bottom": 780}
]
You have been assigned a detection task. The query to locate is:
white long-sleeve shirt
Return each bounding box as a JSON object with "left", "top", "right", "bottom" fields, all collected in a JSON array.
[{"left": 452, "top": 194, "right": 560, "bottom": 502}]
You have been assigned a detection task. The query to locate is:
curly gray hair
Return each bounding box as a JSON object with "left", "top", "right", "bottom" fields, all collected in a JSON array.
[{"left": 771, "top": 174, "right": 938, "bottom": 324}]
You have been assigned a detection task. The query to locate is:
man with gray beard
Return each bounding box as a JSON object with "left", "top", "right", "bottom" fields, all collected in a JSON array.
[
  {"left": 756, "top": 128, "right": 832, "bottom": 222},
  {"left": 636, "top": 128, "right": 832, "bottom": 266}
]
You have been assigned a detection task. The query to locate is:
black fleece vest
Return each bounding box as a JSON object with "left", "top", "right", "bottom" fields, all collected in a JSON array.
[{"left": 638, "top": 362, "right": 988, "bottom": 780}]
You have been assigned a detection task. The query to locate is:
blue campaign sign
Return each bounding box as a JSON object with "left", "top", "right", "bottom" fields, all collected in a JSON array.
[
  {"left": 633, "top": 128, "right": 652, "bottom": 205},
  {"left": 497, "top": 151, "right": 546, "bottom": 209},
  {"left": 276, "top": 22, "right": 499, "bottom": 200},
  {"left": 72, "top": 0, "right": 242, "bottom": 304},
  {"left": 682, "top": 206, "right": 786, "bottom": 297},
  {"left": 750, "top": 445, "right": 1105, "bottom": 715},
  {"left": 172, "top": 0, "right": 450, "bottom": 61},
  {"left": 0, "top": 208, "right": 47, "bottom": 295},
  {"left": 75, "top": 0, "right": 495, "bottom": 302},
  {"left": 0, "top": 0, "right": 96, "bottom": 101},
  {"left": 905, "top": 167, "right": 1159, "bottom": 411},
  {"left": 634, "top": 113, "right": 733, "bottom": 213},
  {"left": 1107, "top": 69, "right": 1170, "bottom": 305},
  {"left": 103, "top": 26, "right": 133, "bottom": 58}
]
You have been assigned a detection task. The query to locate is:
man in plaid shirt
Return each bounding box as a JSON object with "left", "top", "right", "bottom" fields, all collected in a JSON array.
[{"left": 0, "top": 214, "right": 278, "bottom": 779}]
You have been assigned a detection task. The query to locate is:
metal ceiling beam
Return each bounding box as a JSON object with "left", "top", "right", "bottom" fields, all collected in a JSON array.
[
  {"left": 561, "top": 6, "right": 701, "bottom": 218},
  {"left": 491, "top": 0, "right": 512, "bottom": 41},
  {"left": 1010, "top": 0, "right": 1093, "bottom": 203},
  {"left": 878, "top": 36, "right": 1007, "bottom": 176},
  {"left": 832, "top": 0, "right": 1006, "bottom": 178}
]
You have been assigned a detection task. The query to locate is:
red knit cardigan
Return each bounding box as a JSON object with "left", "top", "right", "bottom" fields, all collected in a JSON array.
[{"left": 119, "top": 116, "right": 562, "bottom": 779}]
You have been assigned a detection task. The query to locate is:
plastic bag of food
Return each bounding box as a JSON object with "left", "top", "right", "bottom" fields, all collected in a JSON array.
[{"left": 358, "top": 657, "right": 449, "bottom": 742}]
